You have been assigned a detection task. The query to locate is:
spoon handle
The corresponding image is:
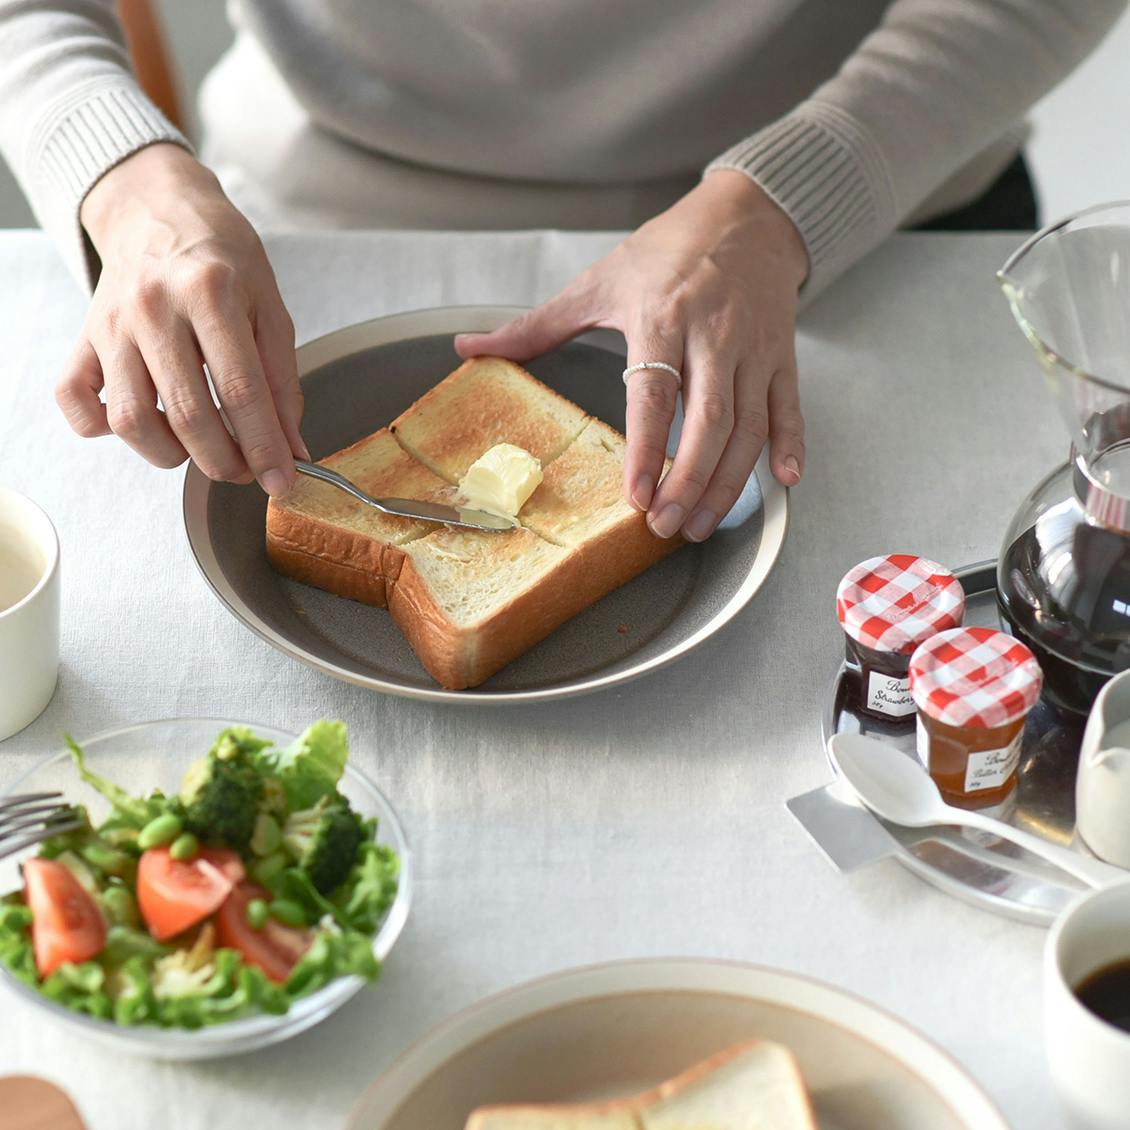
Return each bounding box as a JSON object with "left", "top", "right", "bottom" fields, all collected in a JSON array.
[{"left": 959, "top": 808, "right": 1125, "bottom": 889}]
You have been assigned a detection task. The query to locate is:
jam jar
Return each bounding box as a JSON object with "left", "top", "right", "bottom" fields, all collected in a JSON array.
[
  {"left": 909, "top": 627, "right": 1042, "bottom": 808},
  {"left": 835, "top": 555, "right": 965, "bottom": 722}
]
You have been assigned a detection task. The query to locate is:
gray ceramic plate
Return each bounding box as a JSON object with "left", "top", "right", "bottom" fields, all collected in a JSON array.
[
  {"left": 347, "top": 960, "right": 1009, "bottom": 1130},
  {"left": 182, "top": 307, "right": 789, "bottom": 703}
]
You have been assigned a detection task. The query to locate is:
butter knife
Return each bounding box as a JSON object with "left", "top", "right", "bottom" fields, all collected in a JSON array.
[{"left": 294, "top": 460, "right": 518, "bottom": 532}]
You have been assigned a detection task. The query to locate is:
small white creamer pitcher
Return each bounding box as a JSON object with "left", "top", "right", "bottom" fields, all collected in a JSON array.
[{"left": 1078, "top": 669, "right": 1130, "bottom": 868}]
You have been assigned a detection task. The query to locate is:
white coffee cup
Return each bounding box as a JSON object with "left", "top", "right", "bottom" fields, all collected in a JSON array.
[
  {"left": 1046, "top": 880, "right": 1130, "bottom": 1128},
  {"left": 0, "top": 486, "right": 60, "bottom": 741}
]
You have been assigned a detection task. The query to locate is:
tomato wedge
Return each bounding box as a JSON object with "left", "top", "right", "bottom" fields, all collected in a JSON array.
[
  {"left": 215, "top": 881, "right": 311, "bottom": 983},
  {"left": 137, "top": 846, "right": 234, "bottom": 941},
  {"left": 23, "top": 858, "right": 106, "bottom": 977}
]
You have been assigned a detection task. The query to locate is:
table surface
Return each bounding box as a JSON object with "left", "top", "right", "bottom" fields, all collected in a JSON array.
[{"left": 0, "top": 228, "right": 1068, "bottom": 1130}]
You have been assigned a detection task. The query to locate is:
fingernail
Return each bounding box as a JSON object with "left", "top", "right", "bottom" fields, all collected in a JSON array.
[
  {"left": 683, "top": 510, "right": 718, "bottom": 542},
  {"left": 648, "top": 503, "right": 685, "bottom": 540},
  {"left": 784, "top": 455, "right": 801, "bottom": 482},
  {"left": 296, "top": 438, "right": 311, "bottom": 461},
  {"left": 631, "top": 474, "right": 654, "bottom": 511},
  {"left": 260, "top": 468, "right": 291, "bottom": 497}
]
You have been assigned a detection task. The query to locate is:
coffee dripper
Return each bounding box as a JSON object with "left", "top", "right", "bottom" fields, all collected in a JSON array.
[{"left": 997, "top": 202, "right": 1130, "bottom": 716}]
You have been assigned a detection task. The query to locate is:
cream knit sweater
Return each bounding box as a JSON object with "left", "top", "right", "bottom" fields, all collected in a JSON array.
[{"left": 0, "top": 1, "right": 1124, "bottom": 291}]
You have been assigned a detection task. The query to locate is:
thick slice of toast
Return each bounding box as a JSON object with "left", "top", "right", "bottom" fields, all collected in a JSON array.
[
  {"left": 635, "top": 1041, "right": 817, "bottom": 1129},
  {"left": 266, "top": 358, "right": 682, "bottom": 688},
  {"left": 464, "top": 1040, "right": 816, "bottom": 1130},
  {"left": 266, "top": 428, "right": 448, "bottom": 607},
  {"left": 390, "top": 356, "right": 589, "bottom": 482}
]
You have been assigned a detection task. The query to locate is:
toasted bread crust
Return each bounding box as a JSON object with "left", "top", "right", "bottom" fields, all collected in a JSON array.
[
  {"left": 464, "top": 1039, "right": 816, "bottom": 1129},
  {"left": 631, "top": 1039, "right": 818, "bottom": 1128},
  {"left": 390, "top": 357, "right": 588, "bottom": 481},
  {"left": 386, "top": 515, "right": 678, "bottom": 689},
  {"left": 266, "top": 501, "right": 412, "bottom": 608}
]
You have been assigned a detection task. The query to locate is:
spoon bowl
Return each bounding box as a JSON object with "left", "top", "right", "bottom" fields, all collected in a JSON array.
[{"left": 827, "top": 733, "right": 1124, "bottom": 889}]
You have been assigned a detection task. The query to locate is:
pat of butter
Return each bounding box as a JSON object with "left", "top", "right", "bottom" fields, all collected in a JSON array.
[{"left": 459, "top": 443, "right": 543, "bottom": 517}]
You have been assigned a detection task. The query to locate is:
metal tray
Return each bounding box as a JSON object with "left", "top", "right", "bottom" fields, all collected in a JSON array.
[
  {"left": 182, "top": 307, "right": 789, "bottom": 704},
  {"left": 815, "top": 561, "right": 1110, "bottom": 925}
]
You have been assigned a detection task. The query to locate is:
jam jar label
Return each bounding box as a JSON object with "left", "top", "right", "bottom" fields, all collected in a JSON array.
[
  {"left": 866, "top": 670, "right": 915, "bottom": 717},
  {"left": 964, "top": 730, "right": 1023, "bottom": 793},
  {"left": 916, "top": 714, "right": 929, "bottom": 768}
]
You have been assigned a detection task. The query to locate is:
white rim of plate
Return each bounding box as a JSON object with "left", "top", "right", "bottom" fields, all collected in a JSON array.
[
  {"left": 181, "top": 306, "right": 790, "bottom": 704},
  {"left": 345, "top": 957, "right": 1010, "bottom": 1130}
]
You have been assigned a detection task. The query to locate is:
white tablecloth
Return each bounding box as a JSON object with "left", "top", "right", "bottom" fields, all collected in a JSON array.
[{"left": 0, "top": 228, "right": 1067, "bottom": 1130}]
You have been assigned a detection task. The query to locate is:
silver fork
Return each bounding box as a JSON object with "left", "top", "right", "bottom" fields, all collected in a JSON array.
[{"left": 0, "top": 793, "right": 85, "bottom": 861}]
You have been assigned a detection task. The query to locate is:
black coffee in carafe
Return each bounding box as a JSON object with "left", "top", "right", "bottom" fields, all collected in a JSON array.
[{"left": 999, "top": 495, "right": 1130, "bottom": 716}]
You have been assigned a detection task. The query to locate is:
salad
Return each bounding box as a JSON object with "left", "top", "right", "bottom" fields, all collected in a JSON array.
[{"left": 0, "top": 721, "right": 399, "bottom": 1028}]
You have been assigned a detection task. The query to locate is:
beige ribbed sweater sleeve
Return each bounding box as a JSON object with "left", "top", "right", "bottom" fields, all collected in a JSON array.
[
  {"left": 0, "top": 0, "right": 189, "bottom": 288},
  {"left": 708, "top": 0, "right": 1127, "bottom": 294}
]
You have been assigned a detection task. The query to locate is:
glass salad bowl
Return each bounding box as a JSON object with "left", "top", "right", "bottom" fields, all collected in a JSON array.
[{"left": 0, "top": 717, "right": 411, "bottom": 1060}]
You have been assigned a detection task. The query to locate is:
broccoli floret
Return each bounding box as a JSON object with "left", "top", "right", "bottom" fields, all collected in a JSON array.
[
  {"left": 180, "top": 748, "right": 263, "bottom": 850},
  {"left": 281, "top": 797, "right": 364, "bottom": 894}
]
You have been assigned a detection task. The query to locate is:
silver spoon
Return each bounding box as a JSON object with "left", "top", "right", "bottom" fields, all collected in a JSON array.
[
  {"left": 294, "top": 460, "right": 517, "bottom": 532},
  {"left": 828, "top": 732, "right": 1125, "bottom": 889}
]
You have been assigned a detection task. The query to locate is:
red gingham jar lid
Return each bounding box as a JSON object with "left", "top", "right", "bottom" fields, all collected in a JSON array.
[
  {"left": 909, "top": 627, "right": 1042, "bottom": 728},
  {"left": 835, "top": 554, "right": 965, "bottom": 656}
]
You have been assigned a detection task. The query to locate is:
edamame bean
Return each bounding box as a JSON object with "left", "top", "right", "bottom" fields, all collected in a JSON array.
[
  {"left": 269, "top": 899, "right": 306, "bottom": 928},
  {"left": 250, "top": 813, "right": 281, "bottom": 857},
  {"left": 137, "top": 812, "right": 184, "bottom": 850},
  {"left": 246, "top": 898, "right": 269, "bottom": 931},
  {"left": 250, "top": 851, "right": 287, "bottom": 884},
  {"left": 169, "top": 833, "right": 199, "bottom": 861}
]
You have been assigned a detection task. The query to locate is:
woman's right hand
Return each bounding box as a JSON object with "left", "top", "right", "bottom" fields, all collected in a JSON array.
[{"left": 57, "top": 143, "right": 307, "bottom": 495}]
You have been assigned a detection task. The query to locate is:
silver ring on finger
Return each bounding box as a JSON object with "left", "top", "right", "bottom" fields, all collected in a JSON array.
[{"left": 622, "top": 361, "right": 683, "bottom": 391}]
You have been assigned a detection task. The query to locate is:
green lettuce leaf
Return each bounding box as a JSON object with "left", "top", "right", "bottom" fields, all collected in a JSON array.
[
  {"left": 41, "top": 961, "right": 113, "bottom": 1019},
  {"left": 331, "top": 840, "right": 400, "bottom": 934},
  {"left": 67, "top": 736, "right": 169, "bottom": 829},
  {"left": 255, "top": 721, "right": 349, "bottom": 811},
  {"left": 0, "top": 903, "right": 37, "bottom": 986},
  {"left": 285, "top": 929, "right": 380, "bottom": 998}
]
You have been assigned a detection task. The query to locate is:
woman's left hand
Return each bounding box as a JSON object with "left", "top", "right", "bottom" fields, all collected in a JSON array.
[{"left": 454, "top": 170, "right": 809, "bottom": 542}]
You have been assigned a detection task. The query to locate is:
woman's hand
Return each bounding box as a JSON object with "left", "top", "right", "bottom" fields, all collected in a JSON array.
[
  {"left": 57, "top": 143, "right": 306, "bottom": 495},
  {"left": 455, "top": 171, "right": 808, "bottom": 541}
]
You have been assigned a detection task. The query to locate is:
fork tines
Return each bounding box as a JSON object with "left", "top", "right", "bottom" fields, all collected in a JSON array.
[{"left": 0, "top": 793, "right": 84, "bottom": 861}]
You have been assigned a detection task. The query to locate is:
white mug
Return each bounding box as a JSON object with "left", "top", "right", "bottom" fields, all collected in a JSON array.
[
  {"left": 1046, "top": 881, "right": 1130, "bottom": 1129},
  {"left": 0, "top": 487, "right": 60, "bottom": 741}
]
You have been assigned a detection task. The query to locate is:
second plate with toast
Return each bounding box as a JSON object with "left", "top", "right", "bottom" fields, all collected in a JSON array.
[{"left": 182, "top": 307, "right": 789, "bottom": 703}]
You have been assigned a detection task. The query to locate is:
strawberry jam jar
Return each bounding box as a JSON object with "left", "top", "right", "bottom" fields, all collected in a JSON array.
[
  {"left": 836, "top": 555, "right": 965, "bottom": 723},
  {"left": 909, "top": 627, "right": 1043, "bottom": 808}
]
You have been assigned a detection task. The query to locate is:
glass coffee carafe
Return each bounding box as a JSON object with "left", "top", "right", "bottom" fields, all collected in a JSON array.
[{"left": 997, "top": 202, "right": 1130, "bottom": 717}]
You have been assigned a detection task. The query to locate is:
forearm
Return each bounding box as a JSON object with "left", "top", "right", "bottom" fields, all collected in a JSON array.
[
  {"left": 709, "top": 0, "right": 1127, "bottom": 294},
  {"left": 0, "top": 0, "right": 190, "bottom": 288}
]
